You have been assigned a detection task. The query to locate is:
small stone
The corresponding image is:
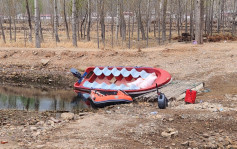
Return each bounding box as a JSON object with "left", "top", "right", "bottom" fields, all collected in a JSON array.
[
  {"left": 203, "top": 133, "right": 209, "bottom": 138},
  {"left": 181, "top": 141, "right": 189, "bottom": 146},
  {"left": 30, "top": 126, "right": 37, "bottom": 131},
  {"left": 106, "top": 111, "right": 112, "bottom": 114},
  {"left": 41, "top": 59, "right": 50, "bottom": 66},
  {"left": 205, "top": 142, "right": 217, "bottom": 148},
  {"left": 50, "top": 117, "right": 60, "bottom": 123},
  {"left": 36, "top": 145, "right": 45, "bottom": 148},
  {"left": 227, "top": 145, "right": 237, "bottom": 149},
  {"left": 170, "top": 131, "right": 178, "bottom": 137},
  {"left": 61, "top": 112, "right": 74, "bottom": 120},
  {"left": 189, "top": 141, "right": 197, "bottom": 147},
  {"left": 218, "top": 137, "right": 224, "bottom": 142},
  {"left": 168, "top": 118, "right": 174, "bottom": 121},
  {"left": 161, "top": 132, "right": 171, "bottom": 138},
  {"left": 79, "top": 113, "right": 86, "bottom": 116}
]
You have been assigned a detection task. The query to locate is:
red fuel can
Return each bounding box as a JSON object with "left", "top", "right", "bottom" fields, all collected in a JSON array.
[{"left": 184, "top": 89, "right": 196, "bottom": 104}]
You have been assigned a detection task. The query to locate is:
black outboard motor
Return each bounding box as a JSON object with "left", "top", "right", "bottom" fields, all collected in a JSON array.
[
  {"left": 156, "top": 84, "right": 168, "bottom": 109},
  {"left": 70, "top": 68, "right": 82, "bottom": 79}
]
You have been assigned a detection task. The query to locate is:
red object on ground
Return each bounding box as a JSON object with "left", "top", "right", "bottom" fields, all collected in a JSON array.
[
  {"left": 90, "top": 90, "right": 133, "bottom": 105},
  {"left": 1, "top": 141, "right": 8, "bottom": 144},
  {"left": 184, "top": 89, "right": 197, "bottom": 104}
]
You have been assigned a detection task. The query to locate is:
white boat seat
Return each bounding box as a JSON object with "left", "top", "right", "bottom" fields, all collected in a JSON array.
[
  {"left": 129, "top": 84, "right": 140, "bottom": 90},
  {"left": 102, "top": 67, "right": 111, "bottom": 76},
  {"left": 130, "top": 68, "right": 140, "bottom": 78},
  {"left": 120, "top": 68, "right": 130, "bottom": 77},
  {"left": 111, "top": 68, "right": 120, "bottom": 76},
  {"left": 96, "top": 82, "right": 108, "bottom": 89},
  {"left": 140, "top": 70, "right": 149, "bottom": 79},
  {"left": 93, "top": 67, "right": 103, "bottom": 76}
]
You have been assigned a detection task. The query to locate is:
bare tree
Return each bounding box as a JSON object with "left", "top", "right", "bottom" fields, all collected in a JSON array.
[
  {"left": 146, "top": 0, "right": 150, "bottom": 47},
  {"left": 119, "top": 0, "right": 126, "bottom": 41},
  {"left": 136, "top": 0, "right": 146, "bottom": 40},
  {"left": 162, "top": 0, "right": 167, "bottom": 43},
  {"left": 35, "top": 0, "right": 41, "bottom": 48},
  {"left": 99, "top": 0, "right": 105, "bottom": 47},
  {"left": 195, "top": 0, "right": 204, "bottom": 44},
  {"left": 54, "top": 0, "right": 60, "bottom": 42},
  {"left": 115, "top": 0, "right": 120, "bottom": 41},
  {"left": 169, "top": 0, "right": 173, "bottom": 42},
  {"left": 72, "top": 0, "right": 77, "bottom": 47},
  {"left": 7, "top": 0, "right": 12, "bottom": 42},
  {"left": 185, "top": 0, "right": 188, "bottom": 33},
  {"left": 190, "top": 0, "right": 194, "bottom": 39},
  {"left": 63, "top": 0, "right": 70, "bottom": 40},
  {"left": 111, "top": 0, "right": 114, "bottom": 48},
  {"left": 0, "top": 17, "right": 6, "bottom": 43},
  {"left": 25, "top": 0, "right": 32, "bottom": 42},
  {"left": 96, "top": 0, "right": 99, "bottom": 48},
  {"left": 87, "top": 0, "right": 91, "bottom": 41},
  {"left": 232, "top": 0, "right": 237, "bottom": 36},
  {"left": 128, "top": 0, "right": 131, "bottom": 49}
]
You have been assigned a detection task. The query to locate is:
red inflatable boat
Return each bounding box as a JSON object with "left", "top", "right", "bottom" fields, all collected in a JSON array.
[
  {"left": 71, "top": 66, "right": 171, "bottom": 97},
  {"left": 90, "top": 90, "right": 133, "bottom": 105}
]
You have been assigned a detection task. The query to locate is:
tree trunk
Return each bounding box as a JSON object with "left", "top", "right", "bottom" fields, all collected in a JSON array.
[
  {"left": 96, "top": 0, "right": 99, "bottom": 48},
  {"left": 158, "top": 0, "right": 161, "bottom": 44},
  {"left": 154, "top": 4, "right": 157, "bottom": 38},
  {"left": 63, "top": 0, "right": 70, "bottom": 40},
  {"left": 9, "top": 16, "right": 12, "bottom": 42},
  {"left": 23, "top": 18, "right": 27, "bottom": 47},
  {"left": 190, "top": 0, "right": 194, "bottom": 40},
  {"left": 111, "top": 1, "right": 114, "bottom": 48},
  {"left": 232, "top": 0, "right": 237, "bottom": 36},
  {"left": 76, "top": 10, "right": 81, "bottom": 41},
  {"left": 137, "top": 0, "right": 146, "bottom": 40},
  {"left": 40, "top": 18, "right": 44, "bottom": 42},
  {"left": 54, "top": 0, "right": 60, "bottom": 42},
  {"left": 132, "top": 13, "right": 134, "bottom": 38},
  {"left": 14, "top": 17, "right": 16, "bottom": 42},
  {"left": 128, "top": 1, "right": 131, "bottom": 49},
  {"left": 25, "top": 0, "right": 32, "bottom": 42},
  {"left": 169, "top": 0, "right": 173, "bottom": 42},
  {"left": 185, "top": 0, "right": 188, "bottom": 33},
  {"left": 210, "top": 0, "right": 214, "bottom": 35},
  {"left": 146, "top": 0, "right": 150, "bottom": 47},
  {"left": 217, "top": 0, "right": 221, "bottom": 33},
  {"left": 35, "top": 0, "right": 41, "bottom": 48},
  {"left": 177, "top": 0, "right": 181, "bottom": 36},
  {"left": 116, "top": 0, "right": 120, "bottom": 41},
  {"left": 83, "top": 14, "right": 88, "bottom": 39},
  {"left": 72, "top": 0, "right": 77, "bottom": 47},
  {"left": 87, "top": 0, "right": 91, "bottom": 41},
  {"left": 100, "top": 0, "right": 105, "bottom": 47},
  {"left": 120, "top": 0, "right": 126, "bottom": 41},
  {"left": 221, "top": 0, "right": 225, "bottom": 34},
  {"left": 162, "top": 0, "right": 167, "bottom": 43},
  {"left": 0, "top": 17, "right": 6, "bottom": 43},
  {"left": 195, "top": 0, "right": 204, "bottom": 44}
]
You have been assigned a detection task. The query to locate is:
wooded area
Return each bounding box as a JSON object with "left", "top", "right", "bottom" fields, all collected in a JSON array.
[{"left": 0, "top": 0, "right": 236, "bottom": 48}]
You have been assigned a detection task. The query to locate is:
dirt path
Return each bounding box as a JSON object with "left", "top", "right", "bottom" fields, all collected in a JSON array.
[{"left": 0, "top": 41, "right": 237, "bottom": 148}]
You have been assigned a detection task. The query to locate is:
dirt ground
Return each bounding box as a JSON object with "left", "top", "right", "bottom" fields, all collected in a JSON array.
[{"left": 0, "top": 41, "right": 237, "bottom": 149}]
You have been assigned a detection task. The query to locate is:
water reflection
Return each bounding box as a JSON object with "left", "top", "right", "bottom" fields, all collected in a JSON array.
[{"left": 0, "top": 86, "right": 92, "bottom": 112}]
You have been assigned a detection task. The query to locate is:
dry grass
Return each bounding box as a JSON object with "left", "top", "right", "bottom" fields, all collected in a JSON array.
[
  {"left": 0, "top": 23, "right": 235, "bottom": 49},
  {"left": 208, "top": 34, "right": 237, "bottom": 42}
]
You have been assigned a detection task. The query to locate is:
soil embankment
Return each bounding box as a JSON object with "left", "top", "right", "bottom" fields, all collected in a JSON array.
[{"left": 0, "top": 42, "right": 237, "bottom": 148}]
